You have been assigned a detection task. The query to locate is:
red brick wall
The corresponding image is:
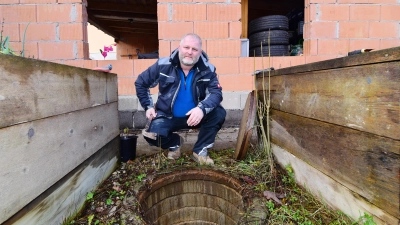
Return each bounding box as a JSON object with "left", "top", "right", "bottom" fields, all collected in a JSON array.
[
  {"left": 116, "top": 34, "right": 159, "bottom": 60},
  {"left": 304, "top": 0, "right": 400, "bottom": 58},
  {"left": 0, "top": 0, "right": 89, "bottom": 61},
  {"left": 156, "top": 0, "right": 247, "bottom": 93},
  {"left": 4, "top": 0, "right": 400, "bottom": 94},
  {"left": 157, "top": 0, "right": 242, "bottom": 58},
  {"left": 3, "top": 1, "right": 400, "bottom": 61},
  {"left": 63, "top": 55, "right": 309, "bottom": 96}
]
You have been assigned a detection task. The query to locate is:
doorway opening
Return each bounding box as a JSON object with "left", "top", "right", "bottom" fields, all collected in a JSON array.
[
  {"left": 85, "top": 0, "right": 158, "bottom": 60},
  {"left": 242, "top": 0, "right": 304, "bottom": 56}
]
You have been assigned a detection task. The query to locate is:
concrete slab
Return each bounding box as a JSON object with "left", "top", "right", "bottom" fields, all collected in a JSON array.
[
  {"left": 119, "top": 111, "right": 134, "bottom": 129},
  {"left": 221, "top": 91, "right": 250, "bottom": 110},
  {"left": 118, "top": 96, "right": 139, "bottom": 111}
]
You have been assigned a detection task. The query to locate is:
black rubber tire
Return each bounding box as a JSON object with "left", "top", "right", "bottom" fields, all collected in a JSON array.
[
  {"left": 249, "top": 30, "right": 289, "bottom": 48},
  {"left": 249, "top": 45, "right": 289, "bottom": 57},
  {"left": 248, "top": 15, "right": 289, "bottom": 36}
]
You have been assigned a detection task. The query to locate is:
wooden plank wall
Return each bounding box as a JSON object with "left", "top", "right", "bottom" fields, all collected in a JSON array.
[
  {"left": 0, "top": 54, "right": 119, "bottom": 224},
  {"left": 4, "top": 137, "right": 119, "bottom": 225},
  {"left": 255, "top": 47, "right": 399, "bottom": 224}
]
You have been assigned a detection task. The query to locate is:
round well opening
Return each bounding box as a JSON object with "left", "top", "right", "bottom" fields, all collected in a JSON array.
[{"left": 138, "top": 169, "right": 244, "bottom": 225}]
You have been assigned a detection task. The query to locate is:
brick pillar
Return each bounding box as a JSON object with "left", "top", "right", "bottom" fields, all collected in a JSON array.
[
  {"left": 0, "top": 0, "right": 89, "bottom": 61},
  {"left": 304, "top": 0, "right": 400, "bottom": 57},
  {"left": 157, "top": 0, "right": 242, "bottom": 57}
]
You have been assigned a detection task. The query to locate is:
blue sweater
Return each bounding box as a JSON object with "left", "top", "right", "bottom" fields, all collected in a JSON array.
[{"left": 173, "top": 69, "right": 195, "bottom": 117}]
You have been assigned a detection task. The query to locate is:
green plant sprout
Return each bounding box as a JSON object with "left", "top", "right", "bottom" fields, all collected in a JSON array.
[
  {"left": 352, "top": 212, "right": 376, "bottom": 225},
  {"left": 136, "top": 173, "right": 146, "bottom": 182},
  {"left": 0, "top": 35, "right": 16, "bottom": 55},
  {"left": 121, "top": 127, "right": 130, "bottom": 138},
  {"left": 86, "top": 192, "right": 94, "bottom": 201},
  {"left": 1, "top": 18, "right": 30, "bottom": 57},
  {"left": 87, "top": 214, "right": 94, "bottom": 225}
]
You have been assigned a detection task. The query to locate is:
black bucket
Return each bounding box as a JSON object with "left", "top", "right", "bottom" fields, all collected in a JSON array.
[{"left": 120, "top": 135, "right": 138, "bottom": 162}]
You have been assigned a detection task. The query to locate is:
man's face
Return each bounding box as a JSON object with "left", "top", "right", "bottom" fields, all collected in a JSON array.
[{"left": 178, "top": 36, "right": 202, "bottom": 67}]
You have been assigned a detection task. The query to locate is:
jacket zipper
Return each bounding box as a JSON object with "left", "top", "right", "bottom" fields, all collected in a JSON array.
[
  {"left": 171, "top": 67, "right": 204, "bottom": 114},
  {"left": 170, "top": 66, "right": 181, "bottom": 113},
  {"left": 192, "top": 68, "right": 201, "bottom": 103},
  {"left": 184, "top": 76, "right": 187, "bottom": 90}
]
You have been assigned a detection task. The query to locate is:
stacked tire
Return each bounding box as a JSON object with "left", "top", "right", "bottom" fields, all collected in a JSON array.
[{"left": 248, "top": 15, "right": 289, "bottom": 57}]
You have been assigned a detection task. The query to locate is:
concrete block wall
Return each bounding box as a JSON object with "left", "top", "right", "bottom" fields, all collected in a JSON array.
[
  {"left": 303, "top": 0, "right": 400, "bottom": 57},
  {"left": 0, "top": 0, "right": 89, "bottom": 61}
]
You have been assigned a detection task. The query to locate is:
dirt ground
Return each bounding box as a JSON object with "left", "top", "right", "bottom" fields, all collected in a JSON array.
[{"left": 65, "top": 127, "right": 357, "bottom": 225}]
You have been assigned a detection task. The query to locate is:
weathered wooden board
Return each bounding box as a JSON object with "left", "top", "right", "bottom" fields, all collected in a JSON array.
[
  {"left": 255, "top": 46, "right": 400, "bottom": 77},
  {"left": 0, "top": 54, "right": 118, "bottom": 129},
  {"left": 4, "top": 137, "right": 119, "bottom": 225},
  {"left": 235, "top": 91, "right": 256, "bottom": 159},
  {"left": 0, "top": 102, "right": 119, "bottom": 224},
  {"left": 269, "top": 109, "right": 399, "bottom": 218},
  {"left": 241, "top": 0, "right": 248, "bottom": 39},
  {"left": 272, "top": 144, "right": 399, "bottom": 225},
  {"left": 256, "top": 61, "right": 400, "bottom": 139}
]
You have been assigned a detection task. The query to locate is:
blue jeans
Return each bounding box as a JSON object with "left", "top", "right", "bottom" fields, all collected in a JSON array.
[{"left": 143, "top": 105, "right": 226, "bottom": 156}]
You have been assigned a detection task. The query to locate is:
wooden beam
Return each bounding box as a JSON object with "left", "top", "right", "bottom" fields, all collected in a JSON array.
[
  {"left": 256, "top": 61, "right": 400, "bottom": 140},
  {"left": 0, "top": 102, "right": 119, "bottom": 223},
  {"left": 93, "top": 15, "right": 157, "bottom": 23},
  {"left": 3, "top": 137, "right": 119, "bottom": 225},
  {"left": 87, "top": 2, "right": 157, "bottom": 14},
  {"left": 112, "top": 28, "right": 157, "bottom": 35},
  {"left": 101, "top": 20, "right": 158, "bottom": 34},
  {"left": 255, "top": 46, "right": 400, "bottom": 77},
  {"left": 88, "top": 10, "right": 157, "bottom": 21},
  {"left": 0, "top": 54, "right": 118, "bottom": 129},
  {"left": 241, "top": 0, "right": 248, "bottom": 38},
  {"left": 99, "top": 20, "right": 158, "bottom": 29},
  {"left": 272, "top": 144, "right": 399, "bottom": 225},
  {"left": 269, "top": 109, "right": 399, "bottom": 218}
]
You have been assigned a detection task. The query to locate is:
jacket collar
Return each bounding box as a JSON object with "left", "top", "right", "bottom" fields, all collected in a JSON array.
[{"left": 169, "top": 48, "right": 210, "bottom": 71}]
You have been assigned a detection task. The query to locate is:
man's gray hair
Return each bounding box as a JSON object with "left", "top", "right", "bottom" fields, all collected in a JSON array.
[{"left": 180, "top": 33, "right": 202, "bottom": 49}]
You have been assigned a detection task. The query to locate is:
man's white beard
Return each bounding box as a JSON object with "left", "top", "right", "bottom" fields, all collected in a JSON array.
[
  {"left": 180, "top": 55, "right": 199, "bottom": 66},
  {"left": 182, "top": 58, "right": 195, "bottom": 66}
]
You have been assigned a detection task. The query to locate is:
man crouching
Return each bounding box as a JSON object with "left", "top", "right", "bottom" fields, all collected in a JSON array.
[{"left": 134, "top": 33, "right": 225, "bottom": 165}]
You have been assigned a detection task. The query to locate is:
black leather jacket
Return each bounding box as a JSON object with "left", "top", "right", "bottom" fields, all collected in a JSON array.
[{"left": 135, "top": 49, "right": 223, "bottom": 118}]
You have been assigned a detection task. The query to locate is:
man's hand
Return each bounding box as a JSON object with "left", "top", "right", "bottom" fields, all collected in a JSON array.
[
  {"left": 186, "top": 107, "right": 204, "bottom": 126},
  {"left": 146, "top": 108, "right": 157, "bottom": 120}
]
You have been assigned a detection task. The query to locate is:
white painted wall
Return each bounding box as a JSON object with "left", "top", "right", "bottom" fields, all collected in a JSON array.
[{"left": 88, "top": 23, "right": 117, "bottom": 60}]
